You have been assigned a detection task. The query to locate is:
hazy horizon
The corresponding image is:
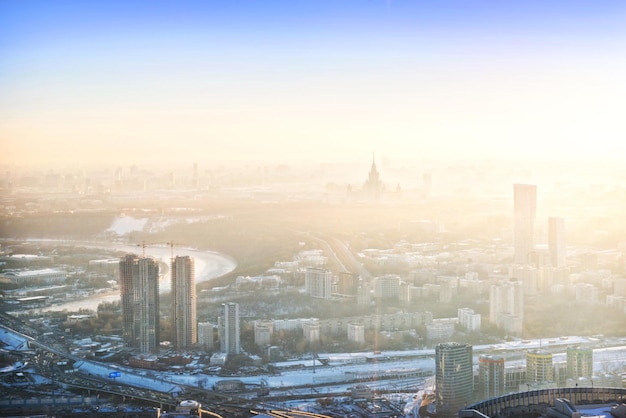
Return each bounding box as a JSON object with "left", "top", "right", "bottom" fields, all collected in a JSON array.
[{"left": 2, "top": 1, "right": 625, "bottom": 168}]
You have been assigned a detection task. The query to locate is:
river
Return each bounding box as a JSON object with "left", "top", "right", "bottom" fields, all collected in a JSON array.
[{"left": 21, "top": 239, "right": 237, "bottom": 312}]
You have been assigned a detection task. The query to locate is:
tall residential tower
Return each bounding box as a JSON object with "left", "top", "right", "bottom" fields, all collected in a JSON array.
[
  {"left": 119, "top": 254, "right": 160, "bottom": 353},
  {"left": 219, "top": 303, "right": 240, "bottom": 354},
  {"left": 171, "top": 255, "right": 197, "bottom": 350}
]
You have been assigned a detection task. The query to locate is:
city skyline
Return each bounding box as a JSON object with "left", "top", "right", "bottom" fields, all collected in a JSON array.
[{"left": 2, "top": 1, "right": 625, "bottom": 168}]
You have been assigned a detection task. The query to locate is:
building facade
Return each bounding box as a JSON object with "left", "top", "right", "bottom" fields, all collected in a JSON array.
[
  {"left": 435, "top": 342, "right": 474, "bottom": 416},
  {"left": 171, "top": 256, "right": 197, "bottom": 350}
]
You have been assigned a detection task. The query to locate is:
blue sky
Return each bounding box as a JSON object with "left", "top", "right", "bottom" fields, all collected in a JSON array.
[{"left": 1, "top": 1, "right": 625, "bottom": 167}]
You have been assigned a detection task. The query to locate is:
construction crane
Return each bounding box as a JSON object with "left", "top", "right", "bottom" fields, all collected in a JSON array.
[
  {"left": 136, "top": 240, "right": 186, "bottom": 260},
  {"left": 168, "top": 240, "right": 190, "bottom": 262}
]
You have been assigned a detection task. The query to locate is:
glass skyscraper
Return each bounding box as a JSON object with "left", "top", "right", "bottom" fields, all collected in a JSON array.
[{"left": 435, "top": 342, "right": 474, "bottom": 417}]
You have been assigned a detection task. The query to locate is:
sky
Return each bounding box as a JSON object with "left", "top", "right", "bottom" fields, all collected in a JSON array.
[{"left": 1, "top": 0, "right": 625, "bottom": 168}]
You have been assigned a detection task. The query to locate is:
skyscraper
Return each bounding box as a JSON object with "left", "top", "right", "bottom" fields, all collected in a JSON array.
[
  {"left": 479, "top": 355, "right": 506, "bottom": 399},
  {"left": 435, "top": 342, "right": 474, "bottom": 416},
  {"left": 219, "top": 303, "right": 240, "bottom": 354},
  {"left": 514, "top": 184, "right": 537, "bottom": 264},
  {"left": 119, "top": 254, "right": 160, "bottom": 353},
  {"left": 120, "top": 254, "right": 139, "bottom": 345},
  {"left": 171, "top": 255, "right": 197, "bottom": 350},
  {"left": 548, "top": 217, "right": 566, "bottom": 268}
]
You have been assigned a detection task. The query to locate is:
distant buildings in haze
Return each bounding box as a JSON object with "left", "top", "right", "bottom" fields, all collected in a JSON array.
[{"left": 513, "top": 184, "right": 537, "bottom": 265}]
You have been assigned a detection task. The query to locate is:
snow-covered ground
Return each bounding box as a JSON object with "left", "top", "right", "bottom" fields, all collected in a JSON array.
[{"left": 2, "top": 324, "right": 626, "bottom": 400}]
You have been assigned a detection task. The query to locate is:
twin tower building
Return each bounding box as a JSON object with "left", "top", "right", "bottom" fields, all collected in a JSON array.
[{"left": 119, "top": 254, "right": 196, "bottom": 353}]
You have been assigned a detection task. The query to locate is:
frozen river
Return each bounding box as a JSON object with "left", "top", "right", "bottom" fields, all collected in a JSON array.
[{"left": 23, "top": 239, "right": 237, "bottom": 312}]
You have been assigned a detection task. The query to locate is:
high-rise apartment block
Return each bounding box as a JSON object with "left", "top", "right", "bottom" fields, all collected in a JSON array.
[
  {"left": 254, "top": 320, "right": 274, "bottom": 347},
  {"left": 119, "top": 254, "right": 160, "bottom": 353},
  {"left": 197, "top": 322, "right": 214, "bottom": 351},
  {"left": 336, "top": 272, "right": 358, "bottom": 296},
  {"left": 435, "top": 342, "right": 474, "bottom": 416},
  {"left": 514, "top": 184, "right": 537, "bottom": 265},
  {"left": 526, "top": 350, "right": 553, "bottom": 385},
  {"left": 566, "top": 346, "right": 593, "bottom": 379},
  {"left": 171, "top": 256, "right": 197, "bottom": 350},
  {"left": 479, "top": 355, "right": 506, "bottom": 399},
  {"left": 458, "top": 308, "right": 481, "bottom": 333},
  {"left": 219, "top": 303, "right": 240, "bottom": 354},
  {"left": 489, "top": 280, "right": 524, "bottom": 335},
  {"left": 548, "top": 217, "right": 566, "bottom": 268},
  {"left": 373, "top": 275, "right": 401, "bottom": 299},
  {"left": 305, "top": 268, "right": 332, "bottom": 299}
]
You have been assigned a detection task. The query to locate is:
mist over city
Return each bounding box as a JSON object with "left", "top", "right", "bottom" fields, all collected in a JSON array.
[{"left": 1, "top": 1, "right": 626, "bottom": 418}]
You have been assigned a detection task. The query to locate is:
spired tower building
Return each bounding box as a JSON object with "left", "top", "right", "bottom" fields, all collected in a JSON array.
[
  {"left": 119, "top": 254, "right": 160, "bottom": 353},
  {"left": 171, "top": 256, "right": 197, "bottom": 350},
  {"left": 514, "top": 184, "right": 537, "bottom": 265},
  {"left": 363, "top": 154, "right": 383, "bottom": 201},
  {"left": 435, "top": 342, "right": 474, "bottom": 417}
]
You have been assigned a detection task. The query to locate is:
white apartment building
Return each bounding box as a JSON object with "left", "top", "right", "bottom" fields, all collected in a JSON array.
[
  {"left": 458, "top": 308, "right": 481, "bottom": 332},
  {"left": 219, "top": 303, "right": 240, "bottom": 354},
  {"left": 373, "top": 275, "right": 401, "bottom": 299},
  {"left": 254, "top": 320, "right": 274, "bottom": 347},
  {"left": 305, "top": 268, "right": 332, "bottom": 299},
  {"left": 490, "top": 280, "right": 524, "bottom": 335}
]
